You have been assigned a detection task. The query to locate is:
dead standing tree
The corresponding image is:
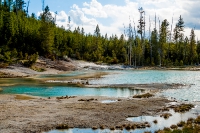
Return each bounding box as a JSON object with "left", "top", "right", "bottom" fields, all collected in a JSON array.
[
  {"left": 133, "top": 19, "right": 137, "bottom": 68},
  {"left": 67, "top": 16, "right": 71, "bottom": 30},
  {"left": 26, "top": 0, "right": 30, "bottom": 15},
  {"left": 123, "top": 18, "right": 134, "bottom": 66},
  {"left": 128, "top": 17, "right": 133, "bottom": 66},
  {"left": 41, "top": 0, "right": 44, "bottom": 11},
  {"left": 149, "top": 15, "right": 152, "bottom": 65},
  {"left": 168, "top": 15, "right": 174, "bottom": 61},
  {"left": 158, "top": 17, "right": 161, "bottom": 66}
]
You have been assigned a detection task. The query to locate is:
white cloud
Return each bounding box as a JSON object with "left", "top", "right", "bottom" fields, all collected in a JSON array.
[
  {"left": 56, "top": 11, "right": 68, "bottom": 22},
  {"left": 82, "top": 0, "right": 107, "bottom": 18},
  {"left": 53, "top": 0, "right": 200, "bottom": 39}
]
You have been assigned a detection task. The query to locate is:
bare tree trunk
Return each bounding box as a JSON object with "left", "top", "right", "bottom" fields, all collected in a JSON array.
[
  {"left": 158, "top": 17, "right": 162, "bottom": 66},
  {"left": 138, "top": 8, "right": 145, "bottom": 66},
  {"left": 133, "top": 20, "right": 137, "bottom": 68},
  {"left": 155, "top": 13, "right": 156, "bottom": 29},
  {"left": 149, "top": 16, "right": 152, "bottom": 65},
  {"left": 168, "top": 16, "right": 173, "bottom": 62},
  {"left": 143, "top": 11, "right": 146, "bottom": 66},
  {"left": 128, "top": 18, "right": 132, "bottom": 66},
  {"left": 27, "top": 0, "right": 30, "bottom": 15},
  {"left": 42, "top": 0, "right": 45, "bottom": 11}
]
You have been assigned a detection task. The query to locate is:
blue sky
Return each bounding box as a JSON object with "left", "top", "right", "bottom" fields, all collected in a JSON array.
[
  {"left": 28, "top": 0, "right": 126, "bottom": 15},
  {"left": 27, "top": 0, "right": 200, "bottom": 39}
]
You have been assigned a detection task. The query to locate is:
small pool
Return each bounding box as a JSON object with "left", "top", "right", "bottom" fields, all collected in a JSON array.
[
  {"left": 101, "top": 100, "right": 118, "bottom": 103},
  {"left": 0, "top": 85, "right": 144, "bottom": 97}
]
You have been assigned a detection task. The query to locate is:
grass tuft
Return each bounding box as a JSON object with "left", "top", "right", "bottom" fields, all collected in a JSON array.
[
  {"left": 174, "top": 104, "right": 194, "bottom": 113},
  {"left": 133, "top": 93, "right": 154, "bottom": 98},
  {"left": 15, "top": 95, "right": 35, "bottom": 100}
]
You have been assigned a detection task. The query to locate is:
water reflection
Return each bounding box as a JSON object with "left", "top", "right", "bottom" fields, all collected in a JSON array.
[
  {"left": 37, "top": 71, "right": 87, "bottom": 79},
  {"left": 0, "top": 86, "right": 144, "bottom": 97},
  {"left": 127, "top": 106, "right": 200, "bottom": 132},
  {"left": 89, "top": 70, "right": 200, "bottom": 102},
  {"left": 0, "top": 78, "right": 42, "bottom": 86},
  {"left": 2, "top": 70, "right": 200, "bottom": 101},
  {"left": 90, "top": 70, "right": 200, "bottom": 85},
  {"left": 101, "top": 100, "right": 118, "bottom": 103},
  {"left": 47, "top": 128, "right": 126, "bottom": 133}
]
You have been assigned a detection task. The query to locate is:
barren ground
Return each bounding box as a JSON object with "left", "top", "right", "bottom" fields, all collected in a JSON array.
[{"left": 0, "top": 94, "right": 170, "bottom": 133}]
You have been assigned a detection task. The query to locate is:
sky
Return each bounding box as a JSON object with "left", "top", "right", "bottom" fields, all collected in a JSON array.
[{"left": 28, "top": 0, "right": 200, "bottom": 40}]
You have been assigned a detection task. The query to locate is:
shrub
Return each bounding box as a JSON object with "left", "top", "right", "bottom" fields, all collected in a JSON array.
[
  {"left": 153, "top": 119, "right": 158, "bottom": 124},
  {"left": 174, "top": 104, "right": 194, "bottom": 113},
  {"left": 160, "top": 113, "right": 172, "bottom": 119},
  {"left": 170, "top": 124, "right": 178, "bottom": 129},
  {"left": 177, "top": 121, "right": 185, "bottom": 127},
  {"left": 110, "top": 127, "right": 115, "bottom": 130},
  {"left": 133, "top": 93, "right": 154, "bottom": 98},
  {"left": 92, "top": 126, "right": 98, "bottom": 130},
  {"left": 179, "top": 60, "right": 184, "bottom": 66},
  {"left": 0, "top": 62, "right": 9, "bottom": 68},
  {"left": 195, "top": 116, "right": 200, "bottom": 124},
  {"left": 23, "top": 53, "right": 39, "bottom": 67},
  {"left": 56, "top": 124, "right": 69, "bottom": 129},
  {"left": 30, "top": 66, "right": 46, "bottom": 72}
]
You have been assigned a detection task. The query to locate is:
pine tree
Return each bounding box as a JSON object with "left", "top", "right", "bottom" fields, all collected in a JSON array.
[
  {"left": 39, "top": 6, "right": 55, "bottom": 56},
  {"left": 189, "top": 29, "right": 197, "bottom": 65},
  {"left": 173, "top": 15, "right": 184, "bottom": 61},
  {"left": 183, "top": 37, "right": 189, "bottom": 64},
  {"left": 151, "top": 28, "right": 158, "bottom": 65},
  {"left": 137, "top": 7, "right": 145, "bottom": 65},
  {"left": 158, "top": 19, "right": 169, "bottom": 66},
  {"left": 94, "top": 24, "right": 100, "bottom": 37},
  {"left": 197, "top": 40, "right": 200, "bottom": 64}
]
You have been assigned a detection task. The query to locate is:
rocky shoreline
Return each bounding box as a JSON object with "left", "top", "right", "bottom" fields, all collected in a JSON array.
[{"left": 1, "top": 57, "right": 200, "bottom": 78}]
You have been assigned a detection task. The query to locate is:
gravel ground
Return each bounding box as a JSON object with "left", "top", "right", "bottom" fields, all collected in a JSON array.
[{"left": 0, "top": 94, "right": 170, "bottom": 133}]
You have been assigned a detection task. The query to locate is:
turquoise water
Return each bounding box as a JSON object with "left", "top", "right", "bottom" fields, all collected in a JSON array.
[
  {"left": 1, "top": 70, "right": 200, "bottom": 100},
  {"left": 0, "top": 85, "right": 144, "bottom": 97},
  {"left": 90, "top": 70, "right": 200, "bottom": 101},
  {"left": 90, "top": 70, "right": 200, "bottom": 85}
]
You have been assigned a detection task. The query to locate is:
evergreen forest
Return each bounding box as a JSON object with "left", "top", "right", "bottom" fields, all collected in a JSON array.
[{"left": 0, "top": 0, "right": 200, "bottom": 67}]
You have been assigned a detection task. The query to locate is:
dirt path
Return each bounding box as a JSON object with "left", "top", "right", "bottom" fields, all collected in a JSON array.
[{"left": 0, "top": 95, "right": 170, "bottom": 133}]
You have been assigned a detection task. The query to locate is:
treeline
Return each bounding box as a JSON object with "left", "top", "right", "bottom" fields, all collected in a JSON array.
[{"left": 0, "top": 1, "right": 200, "bottom": 67}]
